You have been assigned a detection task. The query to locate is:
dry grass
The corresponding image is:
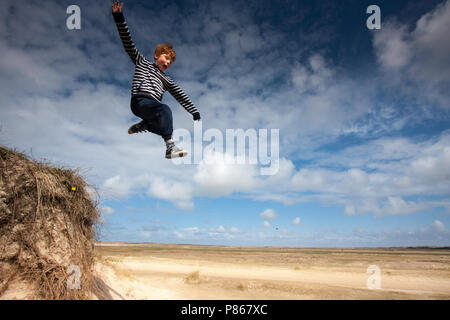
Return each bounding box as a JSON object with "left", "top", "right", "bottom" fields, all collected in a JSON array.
[
  {"left": 103, "top": 257, "right": 123, "bottom": 263},
  {"left": 99, "top": 256, "right": 134, "bottom": 281},
  {"left": 0, "top": 145, "right": 102, "bottom": 299},
  {"left": 237, "top": 282, "right": 247, "bottom": 290},
  {"left": 185, "top": 270, "right": 201, "bottom": 284}
]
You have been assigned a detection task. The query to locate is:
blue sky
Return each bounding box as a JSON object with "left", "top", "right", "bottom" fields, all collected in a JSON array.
[{"left": 1, "top": 0, "right": 450, "bottom": 247}]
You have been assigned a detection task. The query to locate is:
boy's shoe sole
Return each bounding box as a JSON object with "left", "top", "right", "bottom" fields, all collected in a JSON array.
[
  {"left": 128, "top": 121, "right": 148, "bottom": 134},
  {"left": 165, "top": 150, "right": 188, "bottom": 159}
]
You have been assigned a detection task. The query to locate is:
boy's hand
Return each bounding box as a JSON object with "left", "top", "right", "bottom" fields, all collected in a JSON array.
[
  {"left": 112, "top": 0, "right": 124, "bottom": 13},
  {"left": 193, "top": 112, "right": 201, "bottom": 121}
]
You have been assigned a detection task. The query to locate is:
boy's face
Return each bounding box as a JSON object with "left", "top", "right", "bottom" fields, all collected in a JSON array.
[{"left": 154, "top": 53, "right": 172, "bottom": 72}]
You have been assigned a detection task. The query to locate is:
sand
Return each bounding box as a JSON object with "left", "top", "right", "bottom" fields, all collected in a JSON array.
[{"left": 92, "top": 243, "right": 450, "bottom": 300}]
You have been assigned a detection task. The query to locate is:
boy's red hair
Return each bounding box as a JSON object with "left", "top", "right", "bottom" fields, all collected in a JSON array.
[{"left": 154, "top": 42, "right": 176, "bottom": 62}]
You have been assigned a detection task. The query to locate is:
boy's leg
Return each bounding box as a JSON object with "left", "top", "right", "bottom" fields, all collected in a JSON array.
[
  {"left": 129, "top": 96, "right": 165, "bottom": 135},
  {"left": 151, "top": 103, "right": 173, "bottom": 141},
  {"left": 129, "top": 96, "right": 186, "bottom": 158},
  {"left": 153, "top": 104, "right": 188, "bottom": 158}
]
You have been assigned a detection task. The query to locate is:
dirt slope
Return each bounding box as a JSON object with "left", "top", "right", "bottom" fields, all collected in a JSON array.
[{"left": 0, "top": 145, "right": 105, "bottom": 299}]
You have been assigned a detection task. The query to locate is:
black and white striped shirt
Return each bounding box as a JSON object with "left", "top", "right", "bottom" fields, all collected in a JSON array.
[{"left": 113, "top": 12, "right": 199, "bottom": 115}]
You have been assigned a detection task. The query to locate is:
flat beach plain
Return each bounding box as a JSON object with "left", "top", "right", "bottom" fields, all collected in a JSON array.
[{"left": 94, "top": 243, "right": 450, "bottom": 300}]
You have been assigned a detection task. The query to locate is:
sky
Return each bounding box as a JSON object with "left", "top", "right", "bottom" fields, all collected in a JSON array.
[{"left": 0, "top": 0, "right": 449, "bottom": 247}]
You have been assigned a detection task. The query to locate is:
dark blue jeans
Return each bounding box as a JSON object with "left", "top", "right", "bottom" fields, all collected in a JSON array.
[{"left": 130, "top": 94, "right": 173, "bottom": 140}]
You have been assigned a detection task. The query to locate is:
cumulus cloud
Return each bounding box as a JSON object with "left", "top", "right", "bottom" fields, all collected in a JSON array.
[
  {"left": 373, "top": 0, "right": 450, "bottom": 107},
  {"left": 168, "top": 225, "right": 247, "bottom": 243},
  {"left": 292, "top": 217, "right": 301, "bottom": 225},
  {"left": 184, "top": 227, "right": 200, "bottom": 234},
  {"left": 429, "top": 220, "right": 446, "bottom": 233},
  {"left": 100, "top": 206, "right": 115, "bottom": 216},
  {"left": 193, "top": 151, "right": 259, "bottom": 197},
  {"left": 102, "top": 175, "right": 133, "bottom": 199},
  {"left": 373, "top": 22, "right": 413, "bottom": 69},
  {"left": 174, "top": 130, "right": 449, "bottom": 217},
  {"left": 147, "top": 177, "right": 194, "bottom": 210},
  {"left": 260, "top": 209, "right": 277, "bottom": 220},
  {"left": 285, "top": 132, "right": 450, "bottom": 216},
  {"left": 229, "top": 226, "right": 242, "bottom": 233}
]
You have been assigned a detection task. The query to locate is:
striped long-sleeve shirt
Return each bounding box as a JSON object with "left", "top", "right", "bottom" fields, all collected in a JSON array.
[{"left": 112, "top": 12, "right": 199, "bottom": 116}]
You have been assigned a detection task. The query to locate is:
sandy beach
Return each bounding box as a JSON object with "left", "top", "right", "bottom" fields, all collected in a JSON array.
[{"left": 93, "top": 243, "right": 450, "bottom": 300}]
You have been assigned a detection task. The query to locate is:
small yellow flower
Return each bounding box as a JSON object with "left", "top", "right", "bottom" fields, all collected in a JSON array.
[{"left": 71, "top": 187, "right": 76, "bottom": 191}]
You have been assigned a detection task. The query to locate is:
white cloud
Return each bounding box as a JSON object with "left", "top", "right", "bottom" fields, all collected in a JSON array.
[
  {"left": 174, "top": 231, "right": 184, "bottom": 239},
  {"left": 185, "top": 130, "right": 449, "bottom": 216},
  {"left": 373, "top": 22, "right": 412, "bottom": 69},
  {"left": 291, "top": 168, "right": 328, "bottom": 191},
  {"left": 285, "top": 132, "right": 450, "bottom": 216},
  {"left": 102, "top": 175, "right": 133, "bottom": 199},
  {"left": 416, "top": 220, "right": 450, "bottom": 242},
  {"left": 430, "top": 220, "right": 446, "bottom": 232},
  {"left": 141, "top": 231, "right": 151, "bottom": 239},
  {"left": 292, "top": 217, "right": 301, "bottom": 225},
  {"left": 147, "top": 177, "right": 194, "bottom": 210},
  {"left": 184, "top": 227, "right": 199, "bottom": 233},
  {"left": 345, "top": 205, "right": 356, "bottom": 216},
  {"left": 263, "top": 221, "right": 270, "bottom": 228},
  {"left": 410, "top": 146, "right": 450, "bottom": 184},
  {"left": 100, "top": 206, "right": 115, "bottom": 216},
  {"left": 230, "top": 226, "right": 241, "bottom": 233},
  {"left": 373, "top": 0, "right": 450, "bottom": 107},
  {"left": 193, "top": 151, "right": 259, "bottom": 197},
  {"left": 378, "top": 197, "right": 428, "bottom": 217},
  {"left": 260, "top": 208, "right": 277, "bottom": 220},
  {"left": 413, "top": 1, "right": 450, "bottom": 83}
]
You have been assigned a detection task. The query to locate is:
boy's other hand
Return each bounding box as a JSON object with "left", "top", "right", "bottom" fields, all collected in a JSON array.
[
  {"left": 112, "top": 0, "right": 124, "bottom": 13},
  {"left": 193, "top": 112, "right": 201, "bottom": 121}
]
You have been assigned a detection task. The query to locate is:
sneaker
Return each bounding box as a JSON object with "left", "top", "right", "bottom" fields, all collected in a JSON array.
[
  {"left": 128, "top": 120, "right": 148, "bottom": 134},
  {"left": 165, "top": 144, "right": 188, "bottom": 159}
]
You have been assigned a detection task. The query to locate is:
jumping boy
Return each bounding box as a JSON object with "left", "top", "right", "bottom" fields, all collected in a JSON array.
[{"left": 112, "top": 0, "right": 201, "bottom": 159}]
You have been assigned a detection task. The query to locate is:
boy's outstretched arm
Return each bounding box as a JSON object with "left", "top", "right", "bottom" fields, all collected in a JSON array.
[
  {"left": 111, "top": 0, "right": 144, "bottom": 65},
  {"left": 167, "top": 79, "right": 201, "bottom": 121}
]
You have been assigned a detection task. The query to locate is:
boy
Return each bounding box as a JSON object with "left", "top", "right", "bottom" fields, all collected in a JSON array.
[{"left": 112, "top": 0, "right": 201, "bottom": 159}]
